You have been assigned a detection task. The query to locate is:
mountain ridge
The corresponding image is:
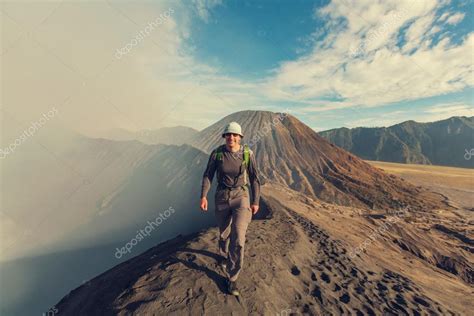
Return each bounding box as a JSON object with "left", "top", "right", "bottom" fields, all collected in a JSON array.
[
  {"left": 187, "top": 110, "right": 450, "bottom": 212},
  {"left": 319, "top": 116, "right": 474, "bottom": 168}
]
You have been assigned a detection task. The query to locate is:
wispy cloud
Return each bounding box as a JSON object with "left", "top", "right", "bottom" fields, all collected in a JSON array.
[
  {"left": 191, "top": 0, "right": 223, "bottom": 23},
  {"left": 262, "top": 0, "right": 473, "bottom": 113},
  {"left": 441, "top": 12, "right": 465, "bottom": 25},
  {"left": 1, "top": 0, "right": 264, "bottom": 136},
  {"left": 424, "top": 102, "right": 473, "bottom": 117},
  {"left": 2, "top": 0, "right": 472, "bottom": 136}
]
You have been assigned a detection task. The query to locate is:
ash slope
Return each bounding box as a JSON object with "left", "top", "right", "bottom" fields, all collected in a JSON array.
[{"left": 54, "top": 184, "right": 473, "bottom": 315}]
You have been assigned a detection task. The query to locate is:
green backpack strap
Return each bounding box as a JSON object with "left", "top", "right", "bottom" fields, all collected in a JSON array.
[
  {"left": 214, "top": 144, "right": 225, "bottom": 161},
  {"left": 215, "top": 144, "right": 249, "bottom": 165},
  {"left": 241, "top": 144, "right": 251, "bottom": 188},
  {"left": 243, "top": 144, "right": 250, "bottom": 168}
]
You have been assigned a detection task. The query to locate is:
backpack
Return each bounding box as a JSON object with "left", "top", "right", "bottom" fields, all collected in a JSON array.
[
  {"left": 214, "top": 144, "right": 250, "bottom": 187},
  {"left": 215, "top": 144, "right": 250, "bottom": 166}
]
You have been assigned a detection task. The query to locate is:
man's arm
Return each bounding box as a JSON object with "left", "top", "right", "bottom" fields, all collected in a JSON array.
[
  {"left": 201, "top": 150, "right": 217, "bottom": 199},
  {"left": 247, "top": 150, "right": 261, "bottom": 205}
]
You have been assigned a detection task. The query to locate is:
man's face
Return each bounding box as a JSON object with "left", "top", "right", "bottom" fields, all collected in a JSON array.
[{"left": 224, "top": 133, "right": 241, "bottom": 146}]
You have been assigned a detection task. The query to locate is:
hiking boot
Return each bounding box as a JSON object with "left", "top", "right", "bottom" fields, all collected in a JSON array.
[{"left": 227, "top": 279, "right": 240, "bottom": 296}]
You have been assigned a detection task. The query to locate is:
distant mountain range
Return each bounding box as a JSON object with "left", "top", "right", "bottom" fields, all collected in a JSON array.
[{"left": 319, "top": 116, "right": 474, "bottom": 168}]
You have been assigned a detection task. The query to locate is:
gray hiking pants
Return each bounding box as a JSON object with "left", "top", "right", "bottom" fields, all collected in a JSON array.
[{"left": 214, "top": 186, "right": 253, "bottom": 282}]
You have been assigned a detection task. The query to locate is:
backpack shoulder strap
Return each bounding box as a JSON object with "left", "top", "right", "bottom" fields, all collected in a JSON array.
[
  {"left": 243, "top": 144, "right": 250, "bottom": 168},
  {"left": 214, "top": 144, "right": 225, "bottom": 161}
]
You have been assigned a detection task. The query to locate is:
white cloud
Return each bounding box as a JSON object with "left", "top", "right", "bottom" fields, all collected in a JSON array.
[
  {"left": 403, "top": 12, "right": 437, "bottom": 52},
  {"left": 2, "top": 0, "right": 266, "bottom": 136},
  {"left": 3, "top": 0, "right": 471, "bottom": 137},
  {"left": 438, "top": 11, "right": 450, "bottom": 22},
  {"left": 444, "top": 12, "right": 465, "bottom": 25},
  {"left": 424, "top": 102, "right": 473, "bottom": 114},
  {"left": 414, "top": 102, "right": 473, "bottom": 122},
  {"left": 262, "top": 0, "right": 473, "bottom": 113},
  {"left": 191, "top": 0, "right": 222, "bottom": 23},
  {"left": 344, "top": 116, "right": 403, "bottom": 128}
]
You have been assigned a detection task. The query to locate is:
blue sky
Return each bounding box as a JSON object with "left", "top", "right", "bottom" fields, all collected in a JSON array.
[
  {"left": 2, "top": 0, "right": 472, "bottom": 136},
  {"left": 175, "top": 0, "right": 473, "bottom": 131},
  {"left": 187, "top": 0, "right": 324, "bottom": 78}
]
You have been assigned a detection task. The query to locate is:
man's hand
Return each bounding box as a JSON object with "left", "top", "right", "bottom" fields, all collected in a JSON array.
[
  {"left": 250, "top": 204, "right": 259, "bottom": 215},
  {"left": 200, "top": 197, "right": 208, "bottom": 212}
]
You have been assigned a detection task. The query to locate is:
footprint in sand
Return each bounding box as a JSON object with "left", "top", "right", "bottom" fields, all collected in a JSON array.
[
  {"left": 339, "top": 292, "right": 351, "bottom": 303},
  {"left": 291, "top": 266, "right": 301, "bottom": 276},
  {"left": 355, "top": 285, "right": 364, "bottom": 294},
  {"left": 320, "top": 272, "right": 331, "bottom": 283},
  {"left": 311, "top": 286, "right": 323, "bottom": 304},
  {"left": 413, "top": 296, "right": 430, "bottom": 308}
]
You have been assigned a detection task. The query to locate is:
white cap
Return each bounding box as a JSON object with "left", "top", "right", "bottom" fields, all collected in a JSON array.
[{"left": 222, "top": 122, "right": 244, "bottom": 138}]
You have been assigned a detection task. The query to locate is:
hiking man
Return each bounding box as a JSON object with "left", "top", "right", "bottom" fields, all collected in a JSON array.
[{"left": 200, "top": 121, "right": 261, "bottom": 296}]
